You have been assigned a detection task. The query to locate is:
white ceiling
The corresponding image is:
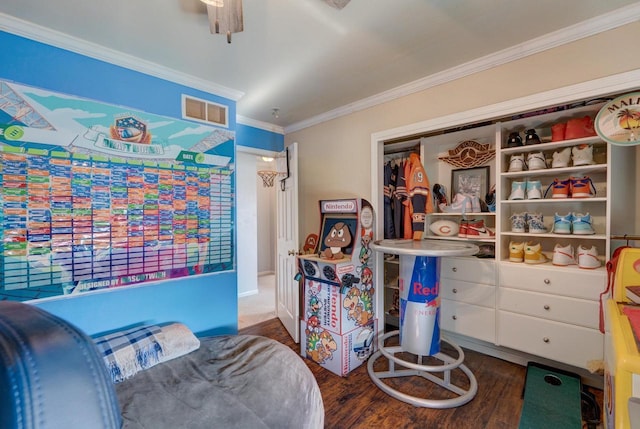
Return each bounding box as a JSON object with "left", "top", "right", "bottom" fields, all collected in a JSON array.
[{"left": 1, "top": 0, "right": 639, "bottom": 132}]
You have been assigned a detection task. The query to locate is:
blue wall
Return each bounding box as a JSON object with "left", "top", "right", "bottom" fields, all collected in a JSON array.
[
  {"left": 236, "top": 123, "right": 284, "bottom": 152},
  {"left": 1, "top": 30, "right": 238, "bottom": 336}
]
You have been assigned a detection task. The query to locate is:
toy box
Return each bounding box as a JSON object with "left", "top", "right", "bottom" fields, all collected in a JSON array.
[
  {"left": 302, "top": 274, "right": 375, "bottom": 335},
  {"left": 300, "top": 318, "right": 377, "bottom": 377}
]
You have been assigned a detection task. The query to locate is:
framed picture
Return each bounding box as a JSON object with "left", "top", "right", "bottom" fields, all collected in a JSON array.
[{"left": 451, "top": 166, "right": 490, "bottom": 199}]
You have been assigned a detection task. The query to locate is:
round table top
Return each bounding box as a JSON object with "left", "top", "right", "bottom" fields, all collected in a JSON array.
[{"left": 371, "top": 239, "right": 479, "bottom": 257}]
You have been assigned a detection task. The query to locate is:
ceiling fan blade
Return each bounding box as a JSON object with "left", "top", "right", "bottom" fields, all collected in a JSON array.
[{"left": 322, "top": 0, "right": 351, "bottom": 10}]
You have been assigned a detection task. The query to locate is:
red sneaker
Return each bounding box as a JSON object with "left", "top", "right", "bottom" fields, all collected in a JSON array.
[{"left": 465, "top": 219, "right": 495, "bottom": 238}]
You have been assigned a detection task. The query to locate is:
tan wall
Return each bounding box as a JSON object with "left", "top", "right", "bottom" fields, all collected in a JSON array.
[{"left": 285, "top": 22, "right": 640, "bottom": 240}]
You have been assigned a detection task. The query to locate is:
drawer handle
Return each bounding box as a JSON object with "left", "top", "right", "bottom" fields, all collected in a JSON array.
[
  {"left": 452, "top": 288, "right": 458, "bottom": 294},
  {"left": 452, "top": 267, "right": 457, "bottom": 273},
  {"left": 544, "top": 278, "right": 551, "bottom": 285},
  {"left": 543, "top": 337, "right": 550, "bottom": 343},
  {"left": 544, "top": 305, "right": 550, "bottom": 310},
  {"left": 452, "top": 315, "right": 457, "bottom": 320}
]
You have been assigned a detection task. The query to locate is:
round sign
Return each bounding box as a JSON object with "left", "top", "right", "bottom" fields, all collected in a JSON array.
[
  {"left": 360, "top": 206, "right": 373, "bottom": 229},
  {"left": 595, "top": 92, "right": 640, "bottom": 146}
]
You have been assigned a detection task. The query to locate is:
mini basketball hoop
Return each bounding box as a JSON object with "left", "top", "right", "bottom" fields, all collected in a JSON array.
[{"left": 257, "top": 170, "right": 278, "bottom": 187}]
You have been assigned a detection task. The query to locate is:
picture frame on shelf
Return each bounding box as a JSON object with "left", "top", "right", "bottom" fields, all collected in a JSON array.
[{"left": 451, "top": 166, "right": 489, "bottom": 199}]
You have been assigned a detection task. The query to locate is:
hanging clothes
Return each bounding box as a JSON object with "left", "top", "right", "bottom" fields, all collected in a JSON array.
[
  {"left": 406, "top": 153, "right": 433, "bottom": 240},
  {"left": 390, "top": 161, "right": 402, "bottom": 239},
  {"left": 402, "top": 159, "right": 413, "bottom": 240},
  {"left": 383, "top": 162, "right": 395, "bottom": 239},
  {"left": 393, "top": 159, "right": 407, "bottom": 239}
]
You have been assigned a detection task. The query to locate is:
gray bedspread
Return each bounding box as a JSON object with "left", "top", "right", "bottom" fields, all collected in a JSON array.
[{"left": 115, "top": 334, "right": 324, "bottom": 429}]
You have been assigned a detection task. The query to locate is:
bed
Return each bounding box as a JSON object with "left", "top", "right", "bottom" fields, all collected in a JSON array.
[{"left": 0, "top": 301, "right": 324, "bottom": 429}]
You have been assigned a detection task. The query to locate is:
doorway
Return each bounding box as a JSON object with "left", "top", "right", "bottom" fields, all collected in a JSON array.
[{"left": 237, "top": 151, "right": 278, "bottom": 329}]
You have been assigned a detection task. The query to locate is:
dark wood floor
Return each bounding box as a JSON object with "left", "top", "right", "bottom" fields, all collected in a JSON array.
[{"left": 240, "top": 318, "right": 603, "bottom": 429}]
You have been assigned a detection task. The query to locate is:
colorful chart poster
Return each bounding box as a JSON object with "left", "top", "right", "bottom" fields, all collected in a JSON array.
[{"left": 0, "top": 81, "right": 235, "bottom": 301}]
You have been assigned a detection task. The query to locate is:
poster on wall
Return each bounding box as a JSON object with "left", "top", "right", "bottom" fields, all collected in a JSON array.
[{"left": 0, "top": 80, "right": 235, "bottom": 301}]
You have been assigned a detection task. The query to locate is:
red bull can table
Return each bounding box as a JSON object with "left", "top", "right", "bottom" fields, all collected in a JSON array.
[{"left": 368, "top": 239, "right": 479, "bottom": 408}]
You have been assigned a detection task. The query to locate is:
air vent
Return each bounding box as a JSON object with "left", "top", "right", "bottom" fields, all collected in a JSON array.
[{"left": 182, "top": 95, "right": 228, "bottom": 128}]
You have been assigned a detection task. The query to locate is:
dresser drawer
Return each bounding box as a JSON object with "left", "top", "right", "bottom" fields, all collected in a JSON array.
[
  {"left": 441, "top": 278, "right": 495, "bottom": 308},
  {"left": 499, "top": 288, "right": 599, "bottom": 329},
  {"left": 441, "top": 257, "right": 495, "bottom": 285},
  {"left": 441, "top": 299, "right": 495, "bottom": 343},
  {"left": 499, "top": 263, "right": 605, "bottom": 300},
  {"left": 498, "top": 311, "right": 603, "bottom": 369}
]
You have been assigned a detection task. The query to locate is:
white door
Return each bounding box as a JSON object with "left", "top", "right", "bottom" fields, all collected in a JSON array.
[{"left": 276, "top": 142, "right": 299, "bottom": 342}]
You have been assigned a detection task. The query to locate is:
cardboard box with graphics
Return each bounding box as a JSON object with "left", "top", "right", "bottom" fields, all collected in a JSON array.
[
  {"left": 303, "top": 276, "right": 375, "bottom": 335},
  {"left": 300, "top": 318, "right": 377, "bottom": 377}
]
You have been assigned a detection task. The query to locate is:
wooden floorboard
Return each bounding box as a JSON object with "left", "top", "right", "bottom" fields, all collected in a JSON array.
[{"left": 240, "top": 318, "right": 604, "bottom": 429}]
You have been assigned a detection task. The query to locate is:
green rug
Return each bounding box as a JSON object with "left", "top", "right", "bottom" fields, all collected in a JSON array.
[{"left": 518, "top": 363, "right": 582, "bottom": 429}]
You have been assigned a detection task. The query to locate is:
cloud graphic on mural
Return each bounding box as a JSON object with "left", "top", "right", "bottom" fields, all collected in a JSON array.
[
  {"left": 147, "top": 120, "right": 174, "bottom": 130},
  {"left": 170, "top": 125, "right": 213, "bottom": 139}
]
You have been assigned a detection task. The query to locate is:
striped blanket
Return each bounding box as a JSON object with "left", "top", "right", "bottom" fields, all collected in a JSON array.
[{"left": 94, "top": 325, "right": 165, "bottom": 383}]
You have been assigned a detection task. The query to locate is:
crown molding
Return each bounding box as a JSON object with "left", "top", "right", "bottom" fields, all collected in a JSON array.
[
  {"left": 371, "top": 69, "right": 640, "bottom": 143},
  {"left": 285, "top": 3, "right": 640, "bottom": 134},
  {"left": 237, "top": 115, "right": 284, "bottom": 134},
  {"left": 0, "top": 13, "right": 245, "bottom": 102}
]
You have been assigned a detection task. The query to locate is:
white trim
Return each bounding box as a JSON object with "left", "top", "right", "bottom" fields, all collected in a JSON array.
[
  {"left": 237, "top": 115, "right": 284, "bottom": 134},
  {"left": 0, "top": 13, "right": 245, "bottom": 102},
  {"left": 236, "top": 145, "right": 279, "bottom": 158},
  {"left": 285, "top": 3, "right": 640, "bottom": 134}
]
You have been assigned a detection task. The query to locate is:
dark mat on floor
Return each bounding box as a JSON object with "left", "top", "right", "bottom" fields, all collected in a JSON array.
[{"left": 518, "top": 362, "right": 582, "bottom": 429}]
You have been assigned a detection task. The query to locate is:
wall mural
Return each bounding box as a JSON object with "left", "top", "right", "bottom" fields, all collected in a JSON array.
[{"left": 0, "top": 81, "right": 235, "bottom": 301}]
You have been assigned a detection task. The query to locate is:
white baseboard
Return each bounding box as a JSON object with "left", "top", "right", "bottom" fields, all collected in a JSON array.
[
  {"left": 238, "top": 289, "right": 259, "bottom": 298},
  {"left": 258, "top": 271, "right": 275, "bottom": 276}
]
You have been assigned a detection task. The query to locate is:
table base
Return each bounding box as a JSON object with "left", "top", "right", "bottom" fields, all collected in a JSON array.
[{"left": 367, "top": 330, "right": 478, "bottom": 408}]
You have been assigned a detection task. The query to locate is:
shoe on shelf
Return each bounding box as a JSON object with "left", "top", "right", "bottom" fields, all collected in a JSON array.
[
  {"left": 485, "top": 184, "right": 496, "bottom": 213},
  {"left": 527, "top": 152, "right": 547, "bottom": 170},
  {"left": 470, "top": 195, "right": 481, "bottom": 213},
  {"left": 524, "top": 129, "right": 541, "bottom": 145},
  {"left": 509, "top": 181, "right": 526, "bottom": 200},
  {"left": 527, "top": 212, "right": 548, "bottom": 234},
  {"left": 524, "top": 242, "right": 548, "bottom": 264},
  {"left": 552, "top": 212, "right": 574, "bottom": 234},
  {"left": 551, "top": 147, "right": 571, "bottom": 168},
  {"left": 506, "top": 132, "right": 523, "bottom": 148},
  {"left": 440, "top": 193, "right": 472, "bottom": 214},
  {"left": 572, "top": 144, "right": 594, "bottom": 166},
  {"left": 433, "top": 183, "right": 448, "bottom": 207},
  {"left": 526, "top": 180, "right": 542, "bottom": 199},
  {"left": 510, "top": 212, "right": 527, "bottom": 233},
  {"left": 475, "top": 244, "right": 495, "bottom": 259},
  {"left": 572, "top": 212, "right": 596, "bottom": 235},
  {"left": 458, "top": 218, "right": 469, "bottom": 238},
  {"left": 544, "top": 178, "right": 571, "bottom": 199},
  {"left": 570, "top": 176, "right": 596, "bottom": 198},
  {"left": 509, "top": 241, "right": 524, "bottom": 262},
  {"left": 552, "top": 243, "right": 576, "bottom": 266},
  {"left": 465, "top": 219, "right": 495, "bottom": 238},
  {"left": 577, "top": 245, "right": 601, "bottom": 269},
  {"left": 508, "top": 154, "right": 527, "bottom": 172}
]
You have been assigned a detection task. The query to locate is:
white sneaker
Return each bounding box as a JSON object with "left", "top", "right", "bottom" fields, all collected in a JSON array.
[
  {"left": 572, "top": 144, "right": 594, "bottom": 166},
  {"left": 526, "top": 212, "right": 547, "bottom": 233},
  {"left": 552, "top": 243, "right": 576, "bottom": 266},
  {"left": 527, "top": 152, "right": 547, "bottom": 170},
  {"left": 525, "top": 180, "right": 542, "bottom": 200},
  {"left": 577, "top": 245, "right": 601, "bottom": 269},
  {"left": 441, "top": 193, "right": 472, "bottom": 214},
  {"left": 551, "top": 147, "right": 571, "bottom": 168},
  {"left": 508, "top": 154, "right": 526, "bottom": 172},
  {"left": 509, "top": 181, "right": 526, "bottom": 200}
]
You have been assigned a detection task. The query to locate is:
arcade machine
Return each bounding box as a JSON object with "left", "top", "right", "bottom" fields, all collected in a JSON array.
[
  {"left": 603, "top": 246, "right": 640, "bottom": 429},
  {"left": 298, "top": 199, "right": 376, "bottom": 376}
]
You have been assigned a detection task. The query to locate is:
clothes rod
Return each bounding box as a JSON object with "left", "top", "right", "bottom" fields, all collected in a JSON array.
[{"left": 611, "top": 234, "right": 640, "bottom": 241}]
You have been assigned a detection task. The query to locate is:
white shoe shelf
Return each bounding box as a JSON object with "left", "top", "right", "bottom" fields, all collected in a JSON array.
[{"left": 395, "top": 99, "right": 638, "bottom": 373}]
